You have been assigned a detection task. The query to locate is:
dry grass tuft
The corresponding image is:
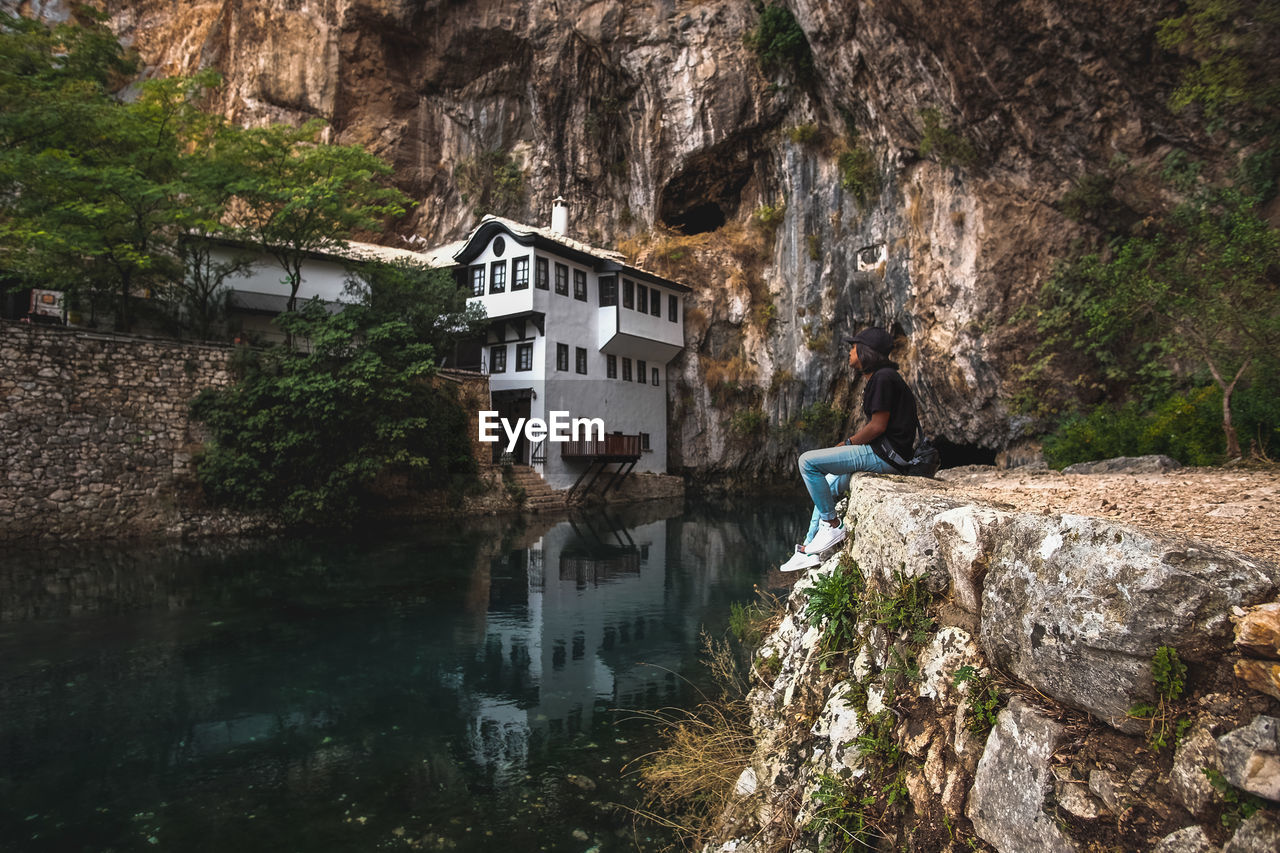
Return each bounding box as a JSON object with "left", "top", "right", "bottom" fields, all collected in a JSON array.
[
  {"left": 629, "top": 593, "right": 789, "bottom": 851},
  {"left": 629, "top": 634, "right": 755, "bottom": 850}
]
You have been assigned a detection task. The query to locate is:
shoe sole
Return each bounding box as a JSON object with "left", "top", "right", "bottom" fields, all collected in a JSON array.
[{"left": 780, "top": 557, "right": 821, "bottom": 573}]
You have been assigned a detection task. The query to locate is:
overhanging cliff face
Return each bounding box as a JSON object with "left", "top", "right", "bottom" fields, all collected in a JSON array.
[{"left": 97, "top": 0, "right": 1205, "bottom": 478}]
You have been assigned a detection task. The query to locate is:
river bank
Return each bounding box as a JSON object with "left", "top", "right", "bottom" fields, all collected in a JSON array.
[{"left": 702, "top": 462, "right": 1280, "bottom": 852}]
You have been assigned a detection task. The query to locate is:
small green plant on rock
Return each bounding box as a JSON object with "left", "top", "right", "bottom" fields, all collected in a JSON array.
[
  {"left": 866, "top": 570, "right": 934, "bottom": 645},
  {"left": 805, "top": 556, "right": 867, "bottom": 657},
  {"left": 454, "top": 149, "right": 526, "bottom": 217},
  {"left": 746, "top": 2, "right": 815, "bottom": 83},
  {"left": 753, "top": 201, "right": 786, "bottom": 232},
  {"left": 838, "top": 139, "right": 880, "bottom": 207},
  {"left": 729, "top": 598, "right": 772, "bottom": 648},
  {"left": 788, "top": 123, "right": 821, "bottom": 145},
  {"left": 806, "top": 773, "right": 878, "bottom": 851},
  {"left": 1203, "top": 767, "right": 1266, "bottom": 829},
  {"left": 755, "top": 649, "right": 783, "bottom": 683},
  {"left": 953, "top": 665, "right": 1002, "bottom": 737},
  {"left": 729, "top": 407, "right": 768, "bottom": 437},
  {"left": 856, "top": 711, "right": 910, "bottom": 806},
  {"left": 919, "top": 107, "right": 978, "bottom": 169},
  {"left": 1128, "top": 645, "right": 1188, "bottom": 750}
]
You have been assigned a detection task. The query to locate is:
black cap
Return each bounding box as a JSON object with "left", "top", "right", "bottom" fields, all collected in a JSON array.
[{"left": 845, "top": 327, "right": 893, "bottom": 356}]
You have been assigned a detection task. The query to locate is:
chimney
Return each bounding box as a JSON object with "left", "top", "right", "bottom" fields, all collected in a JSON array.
[{"left": 551, "top": 196, "right": 569, "bottom": 236}]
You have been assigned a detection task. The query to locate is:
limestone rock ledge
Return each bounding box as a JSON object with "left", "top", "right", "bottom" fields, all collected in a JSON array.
[{"left": 711, "top": 475, "right": 1280, "bottom": 853}]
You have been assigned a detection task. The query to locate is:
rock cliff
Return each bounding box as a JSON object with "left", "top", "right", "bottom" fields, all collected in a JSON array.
[
  {"left": 87, "top": 0, "right": 1239, "bottom": 479},
  {"left": 709, "top": 475, "right": 1280, "bottom": 852}
]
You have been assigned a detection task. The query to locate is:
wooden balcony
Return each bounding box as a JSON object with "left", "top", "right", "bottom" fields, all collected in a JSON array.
[{"left": 560, "top": 434, "right": 641, "bottom": 462}]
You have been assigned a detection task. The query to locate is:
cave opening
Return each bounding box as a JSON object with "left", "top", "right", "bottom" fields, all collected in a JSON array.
[
  {"left": 933, "top": 438, "right": 998, "bottom": 469},
  {"left": 664, "top": 201, "right": 726, "bottom": 235}
]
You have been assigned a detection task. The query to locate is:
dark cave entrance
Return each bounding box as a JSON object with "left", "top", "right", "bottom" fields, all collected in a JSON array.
[
  {"left": 933, "top": 438, "right": 998, "bottom": 469},
  {"left": 665, "top": 202, "right": 726, "bottom": 235},
  {"left": 658, "top": 141, "right": 755, "bottom": 236}
]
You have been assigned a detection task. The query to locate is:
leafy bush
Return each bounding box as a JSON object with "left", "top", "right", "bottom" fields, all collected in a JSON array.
[
  {"left": 918, "top": 107, "right": 978, "bottom": 169},
  {"left": 1156, "top": 0, "right": 1280, "bottom": 127},
  {"left": 1059, "top": 173, "right": 1117, "bottom": 223},
  {"left": 1029, "top": 189, "right": 1280, "bottom": 458},
  {"left": 729, "top": 408, "right": 767, "bottom": 436},
  {"left": 192, "top": 297, "right": 479, "bottom": 526},
  {"left": 752, "top": 202, "right": 786, "bottom": 232},
  {"left": 746, "top": 3, "right": 815, "bottom": 83},
  {"left": 805, "top": 557, "right": 866, "bottom": 653},
  {"left": 792, "top": 401, "right": 846, "bottom": 444},
  {"left": 838, "top": 140, "right": 880, "bottom": 207},
  {"left": 788, "top": 123, "right": 820, "bottom": 145},
  {"left": 454, "top": 149, "right": 525, "bottom": 216},
  {"left": 1043, "top": 387, "right": 1227, "bottom": 468}
]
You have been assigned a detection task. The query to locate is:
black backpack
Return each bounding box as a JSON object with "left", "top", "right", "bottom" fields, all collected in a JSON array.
[
  {"left": 906, "top": 433, "right": 941, "bottom": 478},
  {"left": 877, "top": 425, "right": 942, "bottom": 478}
]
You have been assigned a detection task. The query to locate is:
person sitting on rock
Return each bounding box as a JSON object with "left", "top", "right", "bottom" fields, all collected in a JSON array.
[{"left": 780, "top": 327, "right": 920, "bottom": 572}]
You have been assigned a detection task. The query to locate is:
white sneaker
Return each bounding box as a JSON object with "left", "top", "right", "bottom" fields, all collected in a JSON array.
[
  {"left": 779, "top": 545, "right": 810, "bottom": 573},
  {"left": 780, "top": 549, "right": 822, "bottom": 573},
  {"left": 806, "top": 518, "right": 846, "bottom": 555}
]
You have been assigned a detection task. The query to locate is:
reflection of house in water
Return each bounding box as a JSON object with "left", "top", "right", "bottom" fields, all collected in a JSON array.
[{"left": 463, "top": 511, "right": 683, "bottom": 778}]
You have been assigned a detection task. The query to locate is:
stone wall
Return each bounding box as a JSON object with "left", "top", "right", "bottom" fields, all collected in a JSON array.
[{"left": 1, "top": 321, "right": 236, "bottom": 542}]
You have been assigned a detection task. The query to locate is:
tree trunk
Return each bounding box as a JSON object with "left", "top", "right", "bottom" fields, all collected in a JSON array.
[
  {"left": 1208, "top": 358, "right": 1251, "bottom": 460},
  {"left": 1222, "top": 387, "right": 1241, "bottom": 460},
  {"left": 116, "top": 272, "right": 131, "bottom": 332}
]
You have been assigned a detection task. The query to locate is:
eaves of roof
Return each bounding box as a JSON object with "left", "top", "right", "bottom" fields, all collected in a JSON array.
[{"left": 451, "top": 216, "right": 691, "bottom": 293}]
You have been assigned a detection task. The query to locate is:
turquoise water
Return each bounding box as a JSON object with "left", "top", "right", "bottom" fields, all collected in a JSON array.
[{"left": 0, "top": 499, "right": 807, "bottom": 852}]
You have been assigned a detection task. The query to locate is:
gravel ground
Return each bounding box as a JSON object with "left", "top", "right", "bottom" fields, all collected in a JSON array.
[{"left": 934, "top": 463, "right": 1280, "bottom": 566}]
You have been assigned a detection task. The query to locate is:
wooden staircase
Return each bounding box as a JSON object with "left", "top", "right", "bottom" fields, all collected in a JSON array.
[{"left": 507, "top": 465, "right": 567, "bottom": 512}]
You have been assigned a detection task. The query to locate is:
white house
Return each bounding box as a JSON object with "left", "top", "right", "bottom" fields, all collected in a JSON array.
[
  {"left": 210, "top": 200, "right": 688, "bottom": 493},
  {"left": 444, "top": 200, "right": 689, "bottom": 491},
  {"left": 211, "top": 238, "right": 436, "bottom": 344}
]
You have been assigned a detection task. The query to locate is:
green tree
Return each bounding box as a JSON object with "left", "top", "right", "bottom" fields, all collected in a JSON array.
[
  {"left": 191, "top": 298, "right": 479, "bottom": 525},
  {"left": 225, "top": 120, "right": 411, "bottom": 315},
  {"left": 0, "top": 7, "right": 133, "bottom": 156},
  {"left": 343, "top": 258, "right": 488, "bottom": 360},
  {"left": 168, "top": 114, "right": 262, "bottom": 339},
  {"left": 0, "top": 13, "right": 238, "bottom": 331},
  {"left": 3, "top": 71, "right": 224, "bottom": 330},
  {"left": 1036, "top": 189, "right": 1280, "bottom": 458}
]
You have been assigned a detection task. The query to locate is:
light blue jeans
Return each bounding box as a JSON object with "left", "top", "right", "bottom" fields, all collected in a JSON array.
[
  {"left": 798, "top": 443, "right": 895, "bottom": 530},
  {"left": 803, "top": 473, "right": 850, "bottom": 546}
]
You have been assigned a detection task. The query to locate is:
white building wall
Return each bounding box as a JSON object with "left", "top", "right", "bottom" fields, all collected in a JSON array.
[
  {"left": 213, "top": 246, "right": 357, "bottom": 304},
  {"left": 465, "top": 229, "right": 683, "bottom": 489}
]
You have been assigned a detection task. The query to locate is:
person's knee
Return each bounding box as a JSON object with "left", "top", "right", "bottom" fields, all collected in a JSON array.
[{"left": 798, "top": 449, "right": 822, "bottom": 476}]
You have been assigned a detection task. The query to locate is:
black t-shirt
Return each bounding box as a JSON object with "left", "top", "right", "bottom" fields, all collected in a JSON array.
[{"left": 862, "top": 366, "right": 919, "bottom": 464}]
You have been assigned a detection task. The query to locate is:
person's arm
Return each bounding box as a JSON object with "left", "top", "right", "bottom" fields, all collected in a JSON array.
[{"left": 846, "top": 410, "right": 889, "bottom": 445}]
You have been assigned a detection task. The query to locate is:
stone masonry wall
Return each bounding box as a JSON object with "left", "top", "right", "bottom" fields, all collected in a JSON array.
[{"left": 0, "top": 321, "right": 234, "bottom": 543}]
